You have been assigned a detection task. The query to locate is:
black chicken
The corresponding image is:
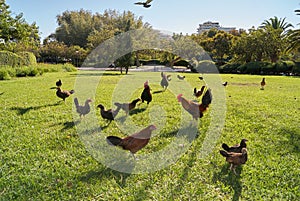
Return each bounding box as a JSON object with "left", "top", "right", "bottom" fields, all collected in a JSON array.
[
  {"left": 222, "top": 139, "right": 248, "bottom": 153},
  {"left": 56, "top": 79, "right": 62, "bottom": 87},
  {"left": 193, "top": 86, "right": 205, "bottom": 98},
  {"left": 97, "top": 104, "right": 121, "bottom": 121},
  {"left": 141, "top": 80, "right": 152, "bottom": 105},
  {"left": 74, "top": 97, "right": 92, "bottom": 118},
  {"left": 56, "top": 87, "right": 74, "bottom": 102}
]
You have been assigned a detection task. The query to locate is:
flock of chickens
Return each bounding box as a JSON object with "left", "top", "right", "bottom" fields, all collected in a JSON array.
[{"left": 54, "top": 74, "right": 266, "bottom": 174}]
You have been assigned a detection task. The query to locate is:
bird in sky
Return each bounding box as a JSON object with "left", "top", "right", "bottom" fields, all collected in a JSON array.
[{"left": 134, "top": 0, "right": 153, "bottom": 8}]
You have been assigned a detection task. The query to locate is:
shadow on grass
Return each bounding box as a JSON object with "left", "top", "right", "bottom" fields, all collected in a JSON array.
[
  {"left": 70, "top": 72, "right": 130, "bottom": 77},
  {"left": 129, "top": 108, "right": 146, "bottom": 115},
  {"left": 212, "top": 164, "right": 243, "bottom": 201},
  {"left": 10, "top": 102, "right": 61, "bottom": 115},
  {"left": 276, "top": 128, "right": 300, "bottom": 153},
  {"left": 80, "top": 166, "right": 134, "bottom": 187},
  {"left": 153, "top": 90, "right": 164, "bottom": 94},
  {"left": 0, "top": 92, "right": 4, "bottom": 96}
]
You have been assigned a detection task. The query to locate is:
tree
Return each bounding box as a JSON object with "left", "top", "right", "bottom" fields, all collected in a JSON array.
[
  {"left": 260, "top": 16, "right": 293, "bottom": 34},
  {"left": 0, "top": 0, "right": 40, "bottom": 53},
  {"left": 286, "top": 10, "right": 300, "bottom": 52}
]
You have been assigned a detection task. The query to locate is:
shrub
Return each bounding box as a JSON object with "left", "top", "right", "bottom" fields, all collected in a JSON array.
[
  {"left": 194, "top": 60, "right": 216, "bottom": 73},
  {"left": 0, "top": 69, "right": 11, "bottom": 80},
  {"left": 0, "top": 51, "right": 23, "bottom": 67},
  {"left": 17, "top": 52, "right": 37, "bottom": 66},
  {"left": 62, "top": 63, "right": 77, "bottom": 72}
]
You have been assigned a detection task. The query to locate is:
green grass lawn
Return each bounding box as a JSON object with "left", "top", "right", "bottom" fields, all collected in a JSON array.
[{"left": 0, "top": 70, "right": 299, "bottom": 200}]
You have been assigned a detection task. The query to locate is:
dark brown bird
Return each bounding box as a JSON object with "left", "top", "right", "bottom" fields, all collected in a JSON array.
[
  {"left": 220, "top": 148, "right": 248, "bottom": 175},
  {"left": 74, "top": 97, "right": 92, "bottom": 118},
  {"left": 56, "top": 87, "right": 74, "bottom": 102},
  {"left": 193, "top": 86, "right": 205, "bottom": 98},
  {"left": 222, "top": 81, "right": 228, "bottom": 86},
  {"left": 177, "top": 74, "right": 185, "bottom": 80},
  {"left": 56, "top": 79, "right": 62, "bottom": 87},
  {"left": 114, "top": 98, "right": 141, "bottom": 115},
  {"left": 261, "top": 78, "right": 266, "bottom": 89},
  {"left": 177, "top": 88, "right": 212, "bottom": 120},
  {"left": 199, "top": 76, "right": 204, "bottom": 80},
  {"left": 97, "top": 104, "right": 121, "bottom": 121},
  {"left": 134, "top": 0, "right": 152, "bottom": 8},
  {"left": 141, "top": 80, "right": 152, "bottom": 105},
  {"left": 222, "top": 139, "right": 248, "bottom": 153},
  {"left": 106, "top": 125, "right": 157, "bottom": 159}
]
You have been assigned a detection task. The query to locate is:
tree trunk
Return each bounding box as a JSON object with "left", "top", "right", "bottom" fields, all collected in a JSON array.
[{"left": 135, "top": 52, "right": 140, "bottom": 67}]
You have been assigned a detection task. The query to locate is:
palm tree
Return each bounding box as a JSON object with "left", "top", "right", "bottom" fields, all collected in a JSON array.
[
  {"left": 286, "top": 10, "right": 300, "bottom": 52},
  {"left": 260, "top": 16, "right": 293, "bottom": 33}
]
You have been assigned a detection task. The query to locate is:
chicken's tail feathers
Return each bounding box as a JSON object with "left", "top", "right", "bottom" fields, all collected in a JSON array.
[
  {"left": 202, "top": 88, "right": 212, "bottom": 106},
  {"left": 106, "top": 136, "right": 122, "bottom": 146},
  {"left": 74, "top": 97, "right": 79, "bottom": 107},
  {"left": 220, "top": 150, "right": 229, "bottom": 157},
  {"left": 177, "top": 94, "right": 183, "bottom": 102},
  {"left": 114, "top": 102, "right": 122, "bottom": 107},
  {"left": 222, "top": 143, "right": 230, "bottom": 151},
  {"left": 193, "top": 88, "right": 197, "bottom": 94}
]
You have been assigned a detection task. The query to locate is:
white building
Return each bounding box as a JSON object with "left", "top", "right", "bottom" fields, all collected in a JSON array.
[{"left": 197, "top": 21, "right": 236, "bottom": 34}]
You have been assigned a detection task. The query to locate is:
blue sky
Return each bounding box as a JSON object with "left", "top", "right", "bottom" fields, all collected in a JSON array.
[{"left": 6, "top": 0, "right": 300, "bottom": 40}]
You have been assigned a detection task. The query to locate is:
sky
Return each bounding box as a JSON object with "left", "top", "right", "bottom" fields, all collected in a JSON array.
[{"left": 6, "top": 0, "right": 300, "bottom": 40}]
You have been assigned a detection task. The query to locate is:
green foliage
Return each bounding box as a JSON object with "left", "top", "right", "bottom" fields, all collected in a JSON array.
[
  {"left": 0, "top": 50, "right": 23, "bottom": 67},
  {"left": 62, "top": 63, "right": 77, "bottom": 72},
  {"left": 17, "top": 51, "right": 37, "bottom": 66}
]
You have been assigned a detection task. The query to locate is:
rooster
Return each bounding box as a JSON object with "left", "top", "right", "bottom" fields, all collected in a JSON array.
[
  {"left": 56, "top": 87, "right": 74, "bottom": 102},
  {"left": 114, "top": 98, "right": 141, "bottom": 115},
  {"left": 106, "top": 125, "right": 156, "bottom": 159},
  {"left": 177, "top": 88, "right": 212, "bottom": 120},
  {"left": 56, "top": 79, "right": 62, "bottom": 87},
  {"left": 260, "top": 78, "right": 266, "bottom": 90},
  {"left": 74, "top": 97, "right": 92, "bottom": 118},
  {"left": 193, "top": 86, "right": 205, "bottom": 98},
  {"left": 160, "top": 72, "right": 170, "bottom": 90},
  {"left": 222, "top": 139, "right": 248, "bottom": 153},
  {"left": 97, "top": 104, "right": 121, "bottom": 121},
  {"left": 220, "top": 148, "right": 248, "bottom": 175},
  {"left": 141, "top": 80, "right": 152, "bottom": 105},
  {"left": 177, "top": 74, "right": 185, "bottom": 80}
]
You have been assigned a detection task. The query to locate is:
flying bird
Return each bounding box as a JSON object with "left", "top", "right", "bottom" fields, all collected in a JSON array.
[
  {"left": 106, "top": 125, "right": 157, "bottom": 159},
  {"left": 134, "top": 0, "right": 153, "bottom": 8}
]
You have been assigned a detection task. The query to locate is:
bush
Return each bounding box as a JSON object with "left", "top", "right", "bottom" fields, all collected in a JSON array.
[
  {"left": 194, "top": 60, "right": 217, "bottom": 73},
  {"left": 219, "top": 63, "right": 241, "bottom": 73},
  {"left": 17, "top": 52, "right": 37, "bottom": 66},
  {"left": 0, "top": 51, "right": 23, "bottom": 67},
  {"left": 0, "top": 69, "right": 11, "bottom": 80},
  {"left": 62, "top": 63, "right": 77, "bottom": 72}
]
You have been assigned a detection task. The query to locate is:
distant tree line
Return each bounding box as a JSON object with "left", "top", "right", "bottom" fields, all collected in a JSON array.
[{"left": 1, "top": 0, "right": 300, "bottom": 74}]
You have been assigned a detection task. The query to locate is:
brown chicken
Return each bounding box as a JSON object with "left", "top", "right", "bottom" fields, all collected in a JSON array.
[
  {"left": 222, "top": 139, "right": 248, "bottom": 153},
  {"left": 141, "top": 80, "right": 152, "bottom": 105},
  {"left": 177, "top": 74, "right": 185, "bottom": 80},
  {"left": 193, "top": 86, "right": 205, "bottom": 98},
  {"left": 74, "top": 97, "right": 92, "bottom": 118},
  {"left": 220, "top": 148, "right": 248, "bottom": 175},
  {"left": 56, "top": 87, "right": 74, "bottom": 102},
  {"left": 97, "top": 104, "right": 121, "bottom": 121},
  {"left": 114, "top": 98, "right": 140, "bottom": 115},
  {"left": 261, "top": 78, "right": 266, "bottom": 89},
  {"left": 106, "top": 125, "right": 157, "bottom": 159},
  {"left": 177, "top": 88, "right": 212, "bottom": 120}
]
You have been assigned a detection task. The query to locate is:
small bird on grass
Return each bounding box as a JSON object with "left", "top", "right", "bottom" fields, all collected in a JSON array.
[
  {"left": 56, "top": 87, "right": 74, "bottom": 102},
  {"left": 193, "top": 86, "right": 205, "bottom": 98},
  {"left": 260, "top": 78, "right": 266, "bottom": 90},
  {"left": 56, "top": 79, "right": 62, "bottom": 87},
  {"left": 97, "top": 104, "right": 121, "bottom": 122},
  {"left": 222, "top": 81, "right": 228, "bottom": 87}
]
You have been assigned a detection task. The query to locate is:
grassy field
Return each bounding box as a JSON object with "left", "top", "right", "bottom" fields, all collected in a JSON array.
[{"left": 0, "top": 70, "right": 299, "bottom": 200}]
